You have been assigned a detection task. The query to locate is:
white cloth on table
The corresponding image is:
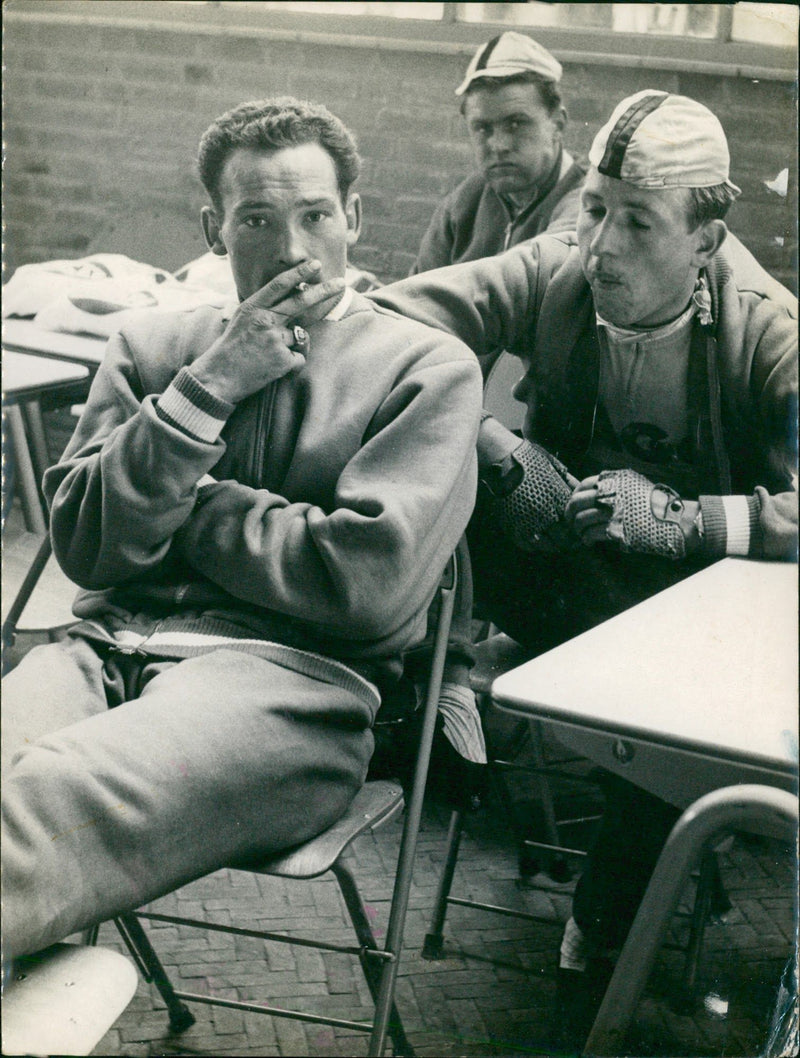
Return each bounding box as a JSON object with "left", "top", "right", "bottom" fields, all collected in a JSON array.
[
  {"left": 3, "top": 252, "right": 382, "bottom": 341},
  {"left": 2, "top": 253, "right": 227, "bottom": 339}
]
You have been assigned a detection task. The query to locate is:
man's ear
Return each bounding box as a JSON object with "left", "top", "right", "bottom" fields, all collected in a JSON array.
[
  {"left": 345, "top": 192, "right": 362, "bottom": 248},
  {"left": 692, "top": 219, "right": 727, "bottom": 267},
  {"left": 553, "top": 106, "right": 568, "bottom": 137},
  {"left": 201, "top": 206, "right": 227, "bottom": 256}
]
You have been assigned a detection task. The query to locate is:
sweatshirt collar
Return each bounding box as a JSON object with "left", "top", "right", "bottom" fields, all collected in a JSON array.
[
  {"left": 595, "top": 273, "right": 714, "bottom": 344},
  {"left": 324, "top": 285, "right": 353, "bottom": 320},
  {"left": 597, "top": 298, "right": 697, "bottom": 346}
]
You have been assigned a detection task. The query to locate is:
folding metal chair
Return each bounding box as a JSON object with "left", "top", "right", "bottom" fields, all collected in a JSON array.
[
  {"left": 422, "top": 629, "right": 603, "bottom": 959},
  {"left": 106, "top": 546, "right": 460, "bottom": 1058},
  {"left": 423, "top": 354, "right": 603, "bottom": 959}
]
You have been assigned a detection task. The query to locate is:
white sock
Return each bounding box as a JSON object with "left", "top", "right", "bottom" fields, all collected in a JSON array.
[
  {"left": 559, "top": 916, "right": 589, "bottom": 972},
  {"left": 437, "top": 682, "right": 487, "bottom": 764}
]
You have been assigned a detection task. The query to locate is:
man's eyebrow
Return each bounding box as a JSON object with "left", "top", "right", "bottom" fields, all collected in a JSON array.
[
  {"left": 621, "top": 199, "right": 662, "bottom": 216},
  {"left": 582, "top": 190, "right": 661, "bottom": 216},
  {"left": 233, "top": 194, "right": 337, "bottom": 211},
  {"left": 470, "top": 112, "right": 530, "bottom": 124},
  {"left": 233, "top": 199, "right": 276, "bottom": 212},
  {"left": 296, "top": 195, "right": 338, "bottom": 208}
]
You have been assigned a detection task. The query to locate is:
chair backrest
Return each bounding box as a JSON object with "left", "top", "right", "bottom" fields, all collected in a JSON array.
[
  {"left": 404, "top": 545, "right": 459, "bottom": 807},
  {"left": 367, "top": 544, "right": 457, "bottom": 1054}
]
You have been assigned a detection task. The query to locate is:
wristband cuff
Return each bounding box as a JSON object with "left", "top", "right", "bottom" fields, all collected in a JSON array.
[
  {"left": 699, "top": 495, "right": 763, "bottom": 558},
  {"left": 747, "top": 493, "right": 764, "bottom": 557},
  {"left": 156, "top": 367, "right": 235, "bottom": 443}
]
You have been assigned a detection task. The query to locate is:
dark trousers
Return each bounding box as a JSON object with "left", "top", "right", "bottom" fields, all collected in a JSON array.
[
  {"left": 468, "top": 490, "right": 706, "bottom": 950},
  {"left": 570, "top": 774, "right": 680, "bottom": 949}
]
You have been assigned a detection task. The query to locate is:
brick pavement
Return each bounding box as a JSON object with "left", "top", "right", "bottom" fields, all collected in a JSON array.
[{"left": 84, "top": 787, "right": 795, "bottom": 1058}]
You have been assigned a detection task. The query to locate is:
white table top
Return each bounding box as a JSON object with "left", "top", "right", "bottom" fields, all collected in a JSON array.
[
  {"left": 492, "top": 558, "right": 798, "bottom": 782},
  {"left": 2, "top": 318, "right": 106, "bottom": 366},
  {"left": 2, "top": 349, "right": 89, "bottom": 400}
]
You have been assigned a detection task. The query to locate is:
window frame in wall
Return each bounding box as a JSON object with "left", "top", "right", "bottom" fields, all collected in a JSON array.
[{"left": 5, "top": 0, "right": 797, "bottom": 81}]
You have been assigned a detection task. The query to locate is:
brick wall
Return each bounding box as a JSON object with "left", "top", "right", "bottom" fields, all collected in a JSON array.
[{"left": 4, "top": 10, "right": 797, "bottom": 289}]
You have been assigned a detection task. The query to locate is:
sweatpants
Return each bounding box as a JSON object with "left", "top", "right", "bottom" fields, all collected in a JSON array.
[{"left": 2, "top": 635, "right": 376, "bottom": 958}]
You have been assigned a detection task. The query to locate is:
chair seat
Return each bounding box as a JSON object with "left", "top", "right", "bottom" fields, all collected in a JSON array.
[
  {"left": 254, "top": 779, "right": 404, "bottom": 879},
  {"left": 2, "top": 943, "right": 138, "bottom": 1056}
]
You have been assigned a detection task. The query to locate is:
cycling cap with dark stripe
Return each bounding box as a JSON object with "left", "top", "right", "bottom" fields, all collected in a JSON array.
[
  {"left": 456, "top": 31, "right": 562, "bottom": 96},
  {"left": 588, "top": 90, "right": 740, "bottom": 191}
]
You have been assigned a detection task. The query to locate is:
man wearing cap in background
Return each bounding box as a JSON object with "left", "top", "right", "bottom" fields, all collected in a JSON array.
[
  {"left": 411, "top": 31, "right": 586, "bottom": 275},
  {"left": 374, "top": 88, "right": 797, "bottom": 1047}
]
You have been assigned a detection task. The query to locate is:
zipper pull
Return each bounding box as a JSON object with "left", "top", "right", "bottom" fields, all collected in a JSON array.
[{"left": 111, "top": 642, "right": 146, "bottom": 657}]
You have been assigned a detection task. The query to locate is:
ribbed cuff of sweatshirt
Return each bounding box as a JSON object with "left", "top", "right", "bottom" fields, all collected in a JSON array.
[
  {"left": 699, "top": 494, "right": 763, "bottom": 558},
  {"left": 155, "top": 367, "right": 235, "bottom": 443}
]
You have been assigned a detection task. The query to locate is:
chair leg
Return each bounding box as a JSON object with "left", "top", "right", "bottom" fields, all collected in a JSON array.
[
  {"left": 671, "top": 849, "right": 717, "bottom": 1013},
  {"left": 114, "top": 913, "right": 195, "bottom": 1033},
  {"left": 489, "top": 716, "right": 596, "bottom": 883},
  {"left": 21, "top": 400, "right": 51, "bottom": 497},
  {"left": 82, "top": 924, "right": 100, "bottom": 946},
  {"left": 422, "top": 809, "right": 464, "bottom": 959},
  {"left": 333, "top": 861, "right": 414, "bottom": 1057},
  {"left": 527, "top": 720, "right": 571, "bottom": 881},
  {"left": 483, "top": 698, "right": 567, "bottom": 881},
  {"left": 483, "top": 707, "right": 542, "bottom": 879}
]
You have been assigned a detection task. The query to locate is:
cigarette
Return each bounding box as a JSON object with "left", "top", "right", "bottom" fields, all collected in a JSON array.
[{"left": 296, "top": 281, "right": 310, "bottom": 294}]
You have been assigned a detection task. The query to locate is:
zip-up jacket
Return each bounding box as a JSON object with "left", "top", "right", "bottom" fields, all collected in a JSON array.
[
  {"left": 375, "top": 233, "right": 797, "bottom": 561},
  {"left": 44, "top": 290, "right": 482, "bottom": 687},
  {"left": 412, "top": 151, "right": 586, "bottom": 275}
]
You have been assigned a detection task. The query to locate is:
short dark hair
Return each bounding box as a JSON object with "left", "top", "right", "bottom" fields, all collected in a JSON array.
[
  {"left": 198, "top": 97, "right": 361, "bottom": 213},
  {"left": 686, "top": 183, "right": 739, "bottom": 230},
  {"left": 461, "top": 71, "right": 562, "bottom": 117}
]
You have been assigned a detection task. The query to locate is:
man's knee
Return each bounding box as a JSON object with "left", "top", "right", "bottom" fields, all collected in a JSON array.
[{"left": 1, "top": 638, "right": 109, "bottom": 772}]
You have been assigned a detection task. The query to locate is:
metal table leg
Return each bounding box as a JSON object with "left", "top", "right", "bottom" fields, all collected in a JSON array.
[
  {"left": 584, "top": 784, "right": 798, "bottom": 1057},
  {"left": 4, "top": 403, "right": 47, "bottom": 534}
]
